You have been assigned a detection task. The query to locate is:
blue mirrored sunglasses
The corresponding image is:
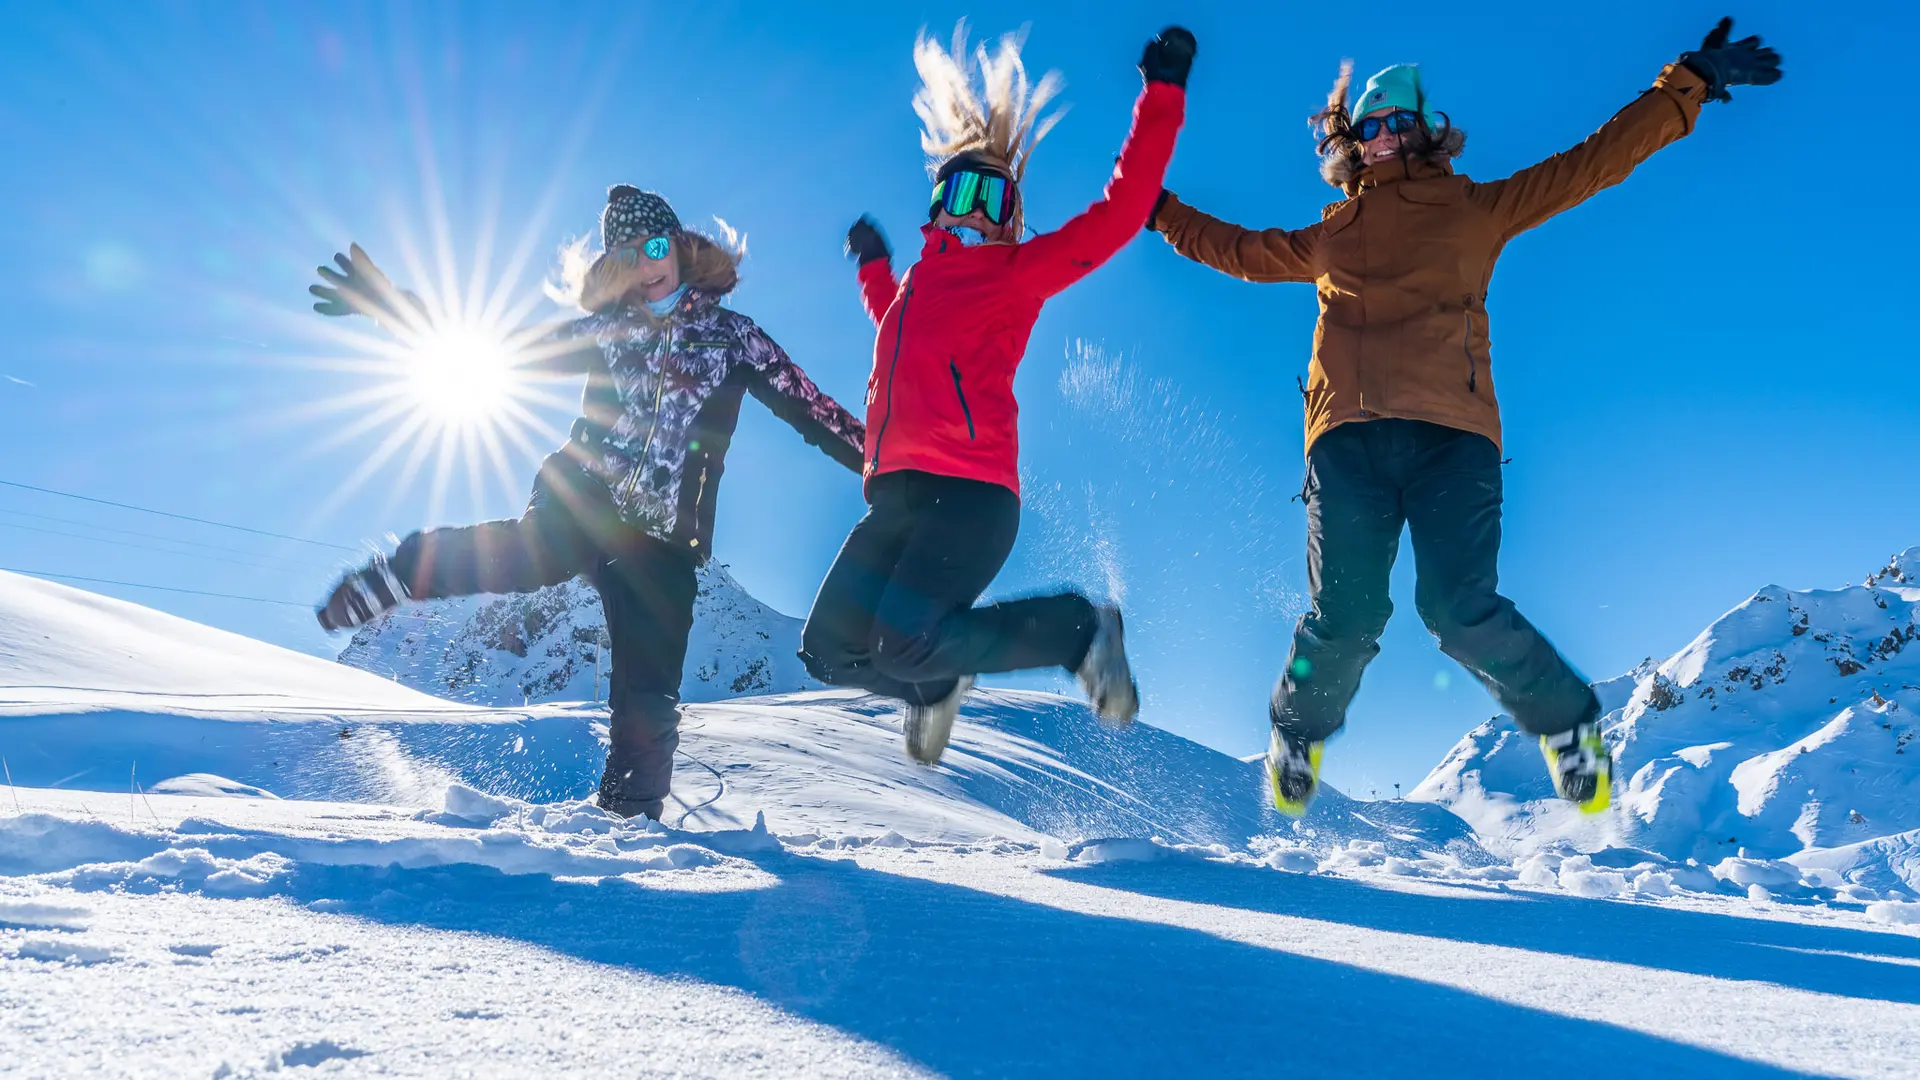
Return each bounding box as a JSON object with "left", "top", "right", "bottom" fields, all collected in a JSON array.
[
  {"left": 1354, "top": 110, "right": 1425, "bottom": 142},
  {"left": 931, "top": 170, "right": 1013, "bottom": 225},
  {"left": 616, "top": 235, "right": 672, "bottom": 267}
]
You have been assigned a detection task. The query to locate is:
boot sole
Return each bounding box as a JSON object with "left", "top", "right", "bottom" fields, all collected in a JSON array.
[
  {"left": 1537, "top": 735, "right": 1613, "bottom": 814},
  {"left": 1267, "top": 740, "right": 1323, "bottom": 819}
]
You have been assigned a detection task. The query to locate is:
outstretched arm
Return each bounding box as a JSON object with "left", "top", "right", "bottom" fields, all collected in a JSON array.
[
  {"left": 310, "top": 244, "right": 428, "bottom": 331},
  {"left": 1152, "top": 193, "right": 1324, "bottom": 283},
  {"left": 1475, "top": 14, "right": 1787, "bottom": 235},
  {"left": 739, "top": 323, "right": 867, "bottom": 475},
  {"left": 309, "top": 243, "right": 596, "bottom": 376},
  {"left": 1012, "top": 28, "right": 1194, "bottom": 298},
  {"left": 1470, "top": 64, "right": 1710, "bottom": 237}
]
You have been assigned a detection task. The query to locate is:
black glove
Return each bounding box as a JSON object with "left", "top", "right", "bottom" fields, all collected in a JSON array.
[
  {"left": 1679, "top": 17, "right": 1782, "bottom": 104},
  {"left": 1139, "top": 26, "right": 1197, "bottom": 89},
  {"left": 309, "top": 243, "right": 426, "bottom": 326},
  {"left": 844, "top": 215, "right": 890, "bottom": 267},
  {"left": 1147, "top": 188, "right": 1171, "bottom": 233}
]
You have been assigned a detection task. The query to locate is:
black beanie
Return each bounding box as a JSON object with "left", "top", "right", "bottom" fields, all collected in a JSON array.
[{"left": 600, "top": 185, "right": 681, "bottom": 249}]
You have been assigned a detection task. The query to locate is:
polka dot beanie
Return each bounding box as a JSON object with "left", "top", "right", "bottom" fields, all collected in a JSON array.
[{"left": 600, "top": 185, "right": 681, "bottom": 249}]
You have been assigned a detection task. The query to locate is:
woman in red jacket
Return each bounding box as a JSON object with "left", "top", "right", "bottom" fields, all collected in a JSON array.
[{"left": 801, "top": 25, "right": 1195, "bottom": 765}]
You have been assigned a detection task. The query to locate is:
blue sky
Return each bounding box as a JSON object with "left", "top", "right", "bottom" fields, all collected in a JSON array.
[{"left": 1, "top": 0, "right": 1911, "bottom": 793}]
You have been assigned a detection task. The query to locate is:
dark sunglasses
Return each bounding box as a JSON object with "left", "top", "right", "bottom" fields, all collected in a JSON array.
[
  {"left": 931, "top": 169, "right": 1014, "bottom": 226},
  {"left": 615, "top": 235, "right": 672, "bottom": 267},
  {"left": 1354, "top": 110, "right": 1425, "bottom": 142}
]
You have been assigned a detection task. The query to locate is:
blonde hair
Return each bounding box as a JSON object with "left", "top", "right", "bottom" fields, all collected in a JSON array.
[
  {"left": 912, "top": 22, "right": 1065, "bottom": 235},
  {"left": 544, "top": 220, "right": 747, "bottom": 314}
]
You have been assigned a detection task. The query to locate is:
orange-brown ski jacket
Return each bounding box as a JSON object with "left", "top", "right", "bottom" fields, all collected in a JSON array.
[{"left": 1154, "top": 63, "right": 1711, "bottom": 454}]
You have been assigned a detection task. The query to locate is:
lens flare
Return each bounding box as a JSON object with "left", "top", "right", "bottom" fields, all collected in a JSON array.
[{"left": 406, "top": 325, "right": 513, "bottom": 424}]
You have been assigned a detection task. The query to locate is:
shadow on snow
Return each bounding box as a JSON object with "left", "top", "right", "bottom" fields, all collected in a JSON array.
[{"left": 283, "top": 849, "right": 1826, "bottom": 1079}]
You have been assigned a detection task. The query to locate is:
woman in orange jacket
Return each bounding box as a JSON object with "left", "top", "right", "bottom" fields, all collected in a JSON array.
[{"left": 1152, "top": 19, "right": 1780, "bottom": 815}]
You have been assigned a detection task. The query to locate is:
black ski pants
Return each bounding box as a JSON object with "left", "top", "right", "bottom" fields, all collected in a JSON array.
[
  {"left": 1274, "top": 418, "right": 1598, "bottom": 742},
  {"left": 389, "top": 447, "right": 697, "bottom": 814},
  {"left": 801, "top": 470, "right": 1097, "bottom": 707}
]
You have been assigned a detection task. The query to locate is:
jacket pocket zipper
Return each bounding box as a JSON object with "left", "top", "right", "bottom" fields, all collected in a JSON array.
[{"left": 950, "top": 360, "right": 976, "bottom": 439}]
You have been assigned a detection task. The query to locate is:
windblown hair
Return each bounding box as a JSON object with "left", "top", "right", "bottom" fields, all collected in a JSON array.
[
  {"left": 912, "top": 22, "right": 1066, "bottom": 235},
  {"left": 1309, "top": 60, "right": 1467, "bottom": 189},
  {"left": 545, "top": 220, "right": 747, "bottom": 315}
]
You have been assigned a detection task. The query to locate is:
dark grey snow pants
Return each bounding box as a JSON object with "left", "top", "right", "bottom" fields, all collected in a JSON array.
[{"left": 1273, "top": 418, "right": 1598, "bottom": 742}]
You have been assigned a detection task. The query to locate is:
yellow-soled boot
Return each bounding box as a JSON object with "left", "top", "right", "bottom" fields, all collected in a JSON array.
[
  {"left": 1266, "top": 726, "right": 1324, "bottom": 818},
  {"left": 1540, "top": 719, "right": 1612, "bottom": 814}
]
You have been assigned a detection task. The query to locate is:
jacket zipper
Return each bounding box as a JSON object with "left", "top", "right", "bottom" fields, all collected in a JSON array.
[
  {"left": 869, "top": 279, "right": 913, "bottom": 470},
  {"left": 622, "top": 324, "right": 673, "bottom": 505},
  {"left": 1464, "top": 309, "right": 1478, "bottom": 394},
  {"left": 949, "top": 360, "right": 976, "bottom": 439},
  {"left": 688, "top": 464, "right": 708, "bottom": 549}
]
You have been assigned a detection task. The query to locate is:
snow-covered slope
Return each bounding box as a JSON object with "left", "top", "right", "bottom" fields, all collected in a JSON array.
[
  {"left": 0, "top": 570, "right": 1471, "bottom": 855},
  {"left": 336, "top": 563, "right": 817, "bottom": 705},
  {"left": 11, "top": 573, "right": 1920, "bottom": 1078},
  {"left": 0, "top": 571, "right": 460, "bottom": 714},
  {"left": 1413, "top": 547, "right": 1920, "bottom": 888}
]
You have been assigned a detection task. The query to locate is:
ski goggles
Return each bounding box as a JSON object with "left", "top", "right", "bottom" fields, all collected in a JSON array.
[
  {"left": 931, "top": 169, "right": 1015, "bottom": 225},
  {"left": 1353, "top": 110, "right": 1424, "bottom": 142},
  {"left": 615, "top": 235, "right": 672, "bottom": 267}
]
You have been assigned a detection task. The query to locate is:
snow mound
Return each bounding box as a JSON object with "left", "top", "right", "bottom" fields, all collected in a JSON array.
[
  {"left": 336, "top": 564, "right": 818, "bottom": 706},
  {"left": 1413, "top": 546, "right": 1920, "bottom": 890},
  {"left": 146, "top": 774, "right": 280, "bottom": 799}
]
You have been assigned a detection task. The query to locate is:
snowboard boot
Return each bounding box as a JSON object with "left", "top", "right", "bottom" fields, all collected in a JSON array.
[
  {"left": 904, "top": 675, "right": 974, "bottom": 766},
  {"left": 1540, "top": 718, "right": 1612, "bottom": 814},
  {"left": 596, "top": 760, "right": 664, "bottom": 821},
  {"left": 1077, "top": 605, "right": 1139, "bottom": 728},
  {"left": 1266, "top": 725, "right": 1324, "bottom": 819},
  {"left": 316, "top": 553, "right": 410, "bottom": 632}
]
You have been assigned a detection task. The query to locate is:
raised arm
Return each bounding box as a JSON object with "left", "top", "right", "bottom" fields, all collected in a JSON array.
[
  {"left": 1151, "top": 193, "right": 1325, "bottom": 283},
  {"left": 845, "top": 216, "right": 898, "bottom": 326},
  {"left": 738, "top": 322, "right": 867, "bottom": 475},
  {"left": 1012, "top": 29, "right": 1193, "bottom": 299},
  {"left": 1469, "top": 64, "right": 1709, "bottom": 237}
]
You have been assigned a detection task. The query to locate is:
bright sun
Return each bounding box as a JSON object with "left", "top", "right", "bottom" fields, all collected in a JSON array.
[{"left": 407, "top": 325, "right": 513, "bottom": 424}]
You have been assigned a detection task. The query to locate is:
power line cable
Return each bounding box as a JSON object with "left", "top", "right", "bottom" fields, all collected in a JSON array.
[
  {"left": 0, "top": 520, "right": 328, "bottom": 576},
  {"left": 0, "top": 567, "right": 312, "bottom": 608},
  {"left": 0, "top": 478, "right": 358, "bottom": 552},
  {"left": 0, "top": 507, "right": 340, "bottom": 565}
]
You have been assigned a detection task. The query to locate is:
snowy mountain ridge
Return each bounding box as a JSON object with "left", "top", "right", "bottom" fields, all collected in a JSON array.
[
  {"left": 1412, "top": 546, "right": 1920, "bottom": 891},
  {"left": 336, "top": 562, "right": 818, "bottom": 706}
]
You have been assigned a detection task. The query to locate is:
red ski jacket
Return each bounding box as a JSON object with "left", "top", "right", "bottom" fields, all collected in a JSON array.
[{"left": 856, "top": 82, "right": 1186, "bottom": 497}]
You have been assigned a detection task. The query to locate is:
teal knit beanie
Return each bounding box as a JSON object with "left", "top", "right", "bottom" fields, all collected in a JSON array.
[{"left": 1351, "top": 64, "right": 1442, "bottom": 130}]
